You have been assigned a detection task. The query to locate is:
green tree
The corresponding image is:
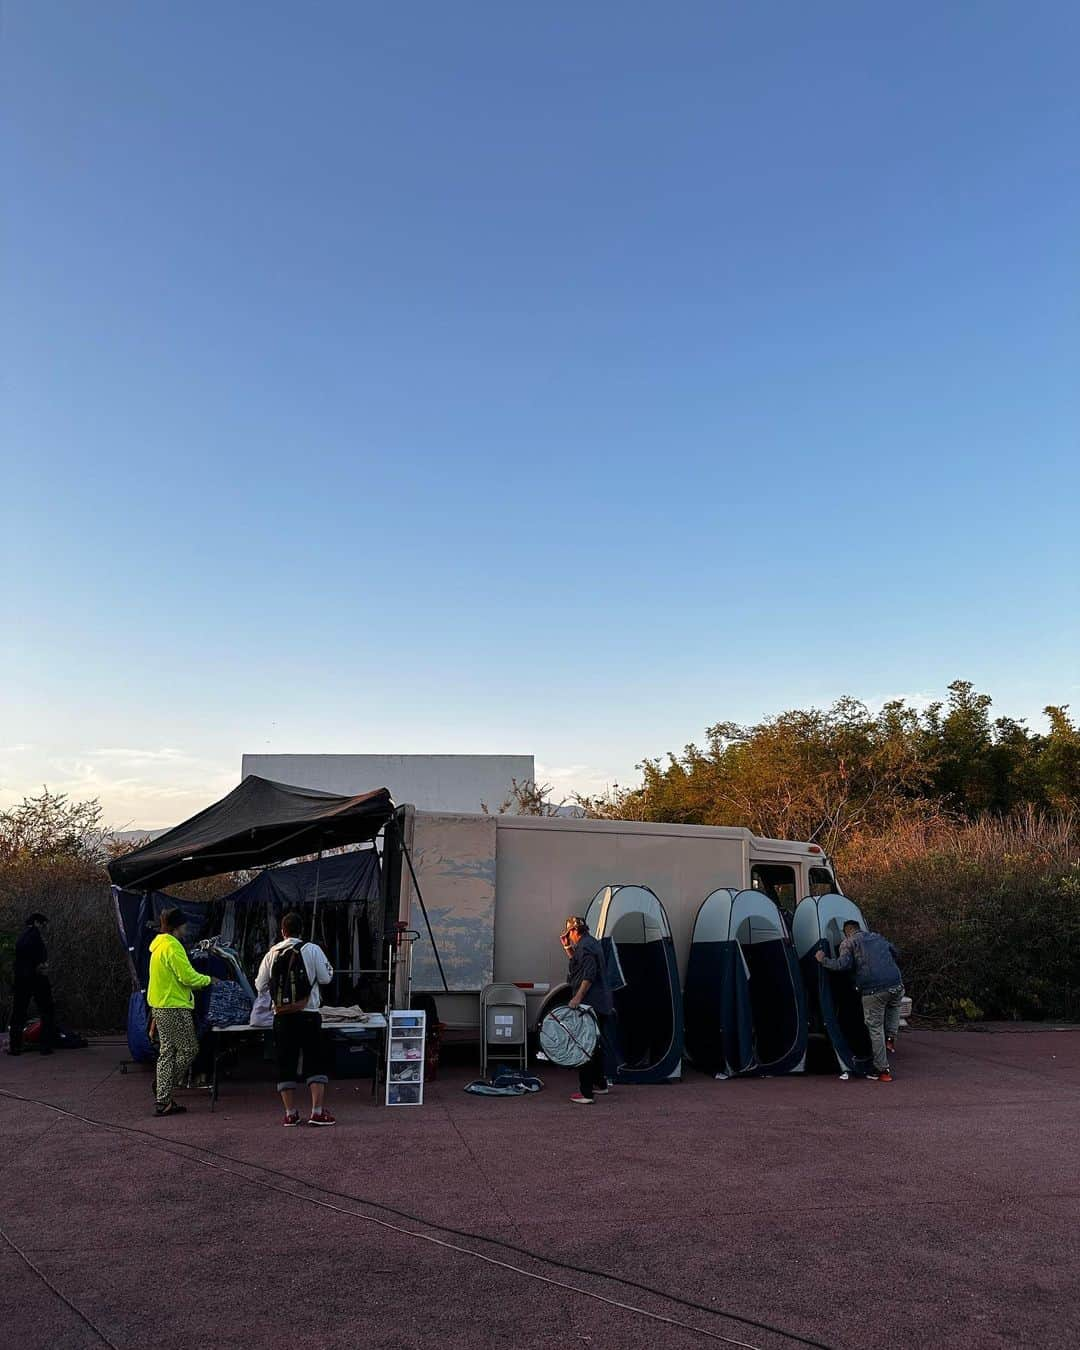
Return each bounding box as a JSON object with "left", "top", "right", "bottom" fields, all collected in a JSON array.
[
  {"left": 1041, "top": 706, "right": 1080, "bottom": 810},
  {"left": 0, "top": 788, "right": 107, "bottom": 863},
  {"left": 580, "top": 680, "right": 1079, "bottom": 844}
]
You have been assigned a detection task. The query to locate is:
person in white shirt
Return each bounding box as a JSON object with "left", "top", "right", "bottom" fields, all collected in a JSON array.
[{"left": 255, "top": 911, "right": 335, "bottom": 1127}]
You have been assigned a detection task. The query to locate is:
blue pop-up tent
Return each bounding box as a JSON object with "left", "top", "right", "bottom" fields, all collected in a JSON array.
[
  {"left": 792, "top": 892, "right": 873, "bottom": 1075},
  {"left": 584, "top": 884, "right": 683, "bottom": 1084},
  {"left": 684, "top": 888, "right": 807, "bottom": 1077}
]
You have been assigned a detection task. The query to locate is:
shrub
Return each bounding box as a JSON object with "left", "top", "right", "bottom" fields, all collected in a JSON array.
[
  {"left": 0, "top": 789, "right": 251, "bottom": 1034},
  {"left": 0, "top": 857, "right": 130, "bottom": 1033},
  {"left": 840, "top": 810, "right": 1080, "bottom": 1020}
]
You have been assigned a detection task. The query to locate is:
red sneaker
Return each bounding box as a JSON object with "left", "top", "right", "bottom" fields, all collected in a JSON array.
[
  {"left": 307, "top": 1109, "right": 336, "bottom": 1126},
  {"left": 569, "top": 1093, "right": 594, "bottom": 1105},
  {"left": 878, "top": 1070, "right": 893, "bottom": 1083},
  {"left": 886, "top": 1037, "right": 897, "bottom": 1055},
  {"left": 282, "top": 1112, "right": 301, "bottom": 1127}
]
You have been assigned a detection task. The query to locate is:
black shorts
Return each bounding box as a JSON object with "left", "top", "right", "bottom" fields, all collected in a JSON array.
[{"left": 273, "top": 1011, "right": 326, "bottom": 1089}]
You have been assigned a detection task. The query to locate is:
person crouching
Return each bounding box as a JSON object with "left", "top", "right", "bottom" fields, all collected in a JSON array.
[
  {"left": 816, "top": 920, "right": 905, "bottom": 1082},
  {"left": 255, "top": 912, "right": 335, "bottom": 1127}
]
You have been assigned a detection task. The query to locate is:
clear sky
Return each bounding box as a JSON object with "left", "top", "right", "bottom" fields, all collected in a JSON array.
[{"left": 3, "top": 2, "right": 1078, "bottom": 827}]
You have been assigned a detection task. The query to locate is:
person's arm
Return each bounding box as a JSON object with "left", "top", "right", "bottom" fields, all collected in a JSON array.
[
  {"left": 309, "top": 944, "right": 333, "bottom": 986},
  {"left": 818, "top": 945, "right": 854, "bottom": 972},
  {"left": 254, "top": 950, "right": 273, "bottom": 994},
  {"left": 568, "top": 977, "right": 592, "bottom": 1008},
  {"left": 164, "top": 939, "right": 211, "bottom": 990},
  {"left": 568, "top": 950, "right": 599, "bottom": 1008}
]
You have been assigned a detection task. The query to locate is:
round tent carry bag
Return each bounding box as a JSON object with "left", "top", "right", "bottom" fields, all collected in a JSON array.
[{"left": 539, "top": 1005, "right": 598, "bottom": 1068}]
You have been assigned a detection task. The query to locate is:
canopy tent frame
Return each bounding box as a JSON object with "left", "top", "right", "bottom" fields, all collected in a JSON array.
[
  {"left": 107, "top": 776, "right": 396, "bottom": 892},
  {"left": 392, "top": 815, "right": 450, "bottom": 994},
  {"left": 116, "top": 819, "right": 338, "bottom": 895}
]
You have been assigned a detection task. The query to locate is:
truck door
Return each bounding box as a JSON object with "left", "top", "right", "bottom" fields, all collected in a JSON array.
[
  {"left": 808, "top": 864, "right": 838, "bottom": 895},
  {"left": 749, "top": 862, "right": 798, "bottom": 931}
]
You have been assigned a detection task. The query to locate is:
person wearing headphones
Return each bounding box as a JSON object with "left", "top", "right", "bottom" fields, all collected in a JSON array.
[{"left": 560, "top": 916, "right": 614, "bottom": 1105}]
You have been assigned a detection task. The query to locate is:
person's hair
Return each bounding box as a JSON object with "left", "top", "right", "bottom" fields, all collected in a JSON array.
[
  {"left": 842, "top": 920, "right": 860, "bottom": 933},
  {"left": 281, "top": 911, "right": 303, "bottom": 937},
  {"left": 564, "top": 916, "right": 588, "bottom": 935},
  {"left": 160, "top": 907, "right": 186, "bottom": 933},
  {"left": 25, "top": 912, "right": 47, "bottom": 926}
]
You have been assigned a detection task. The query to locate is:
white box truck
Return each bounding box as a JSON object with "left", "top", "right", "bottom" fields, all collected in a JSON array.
[{"left": 395, "top": 808, "right": 838, "bottom": 1032}]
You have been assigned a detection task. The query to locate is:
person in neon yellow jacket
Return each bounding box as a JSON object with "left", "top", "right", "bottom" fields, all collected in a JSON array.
[{"left": 148, "top": 908, "right": 213, "bottom": 1117}]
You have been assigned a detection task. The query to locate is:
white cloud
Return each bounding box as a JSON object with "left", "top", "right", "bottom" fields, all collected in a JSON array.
[
  {"left": 0, "top": 744, "right": 237, "bottom": 831},
  {"left": 535, "top": 761, "right": 625, "bottom": 801},
  {"left": 88, "top": 747, "right": 197, "bottom": 764}
]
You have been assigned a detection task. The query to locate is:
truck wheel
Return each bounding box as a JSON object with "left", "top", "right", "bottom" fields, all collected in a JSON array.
[{"left": 533, "top": 985, "right": 574, "bottom": 1056}]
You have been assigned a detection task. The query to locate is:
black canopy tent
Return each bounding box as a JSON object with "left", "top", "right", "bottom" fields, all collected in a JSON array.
[
  {"left": 107, "top": 776, "right": 395, "bottom": 891},
  {"left": 107, "top": 775, "right": 448, "bottom": 1000}
]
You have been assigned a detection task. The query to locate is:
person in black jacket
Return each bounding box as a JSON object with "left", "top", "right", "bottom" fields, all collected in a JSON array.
[
  {"left": 561, "top": 916, "right": 614, "bottom": 1105},
  {"left": 8, "top": 913, "right": 56, "bottom": 1055}
]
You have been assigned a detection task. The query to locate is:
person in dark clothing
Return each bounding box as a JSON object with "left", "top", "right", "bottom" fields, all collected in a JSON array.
[
  {"left": 8, "top": 913, "right": 56, "bottom": 1055},
  {"left": 561, "top": 916, "right": 614, "bottom": 1105},
  {"left": 816, "top": 920, "right": 904, "bottom": 1081}
]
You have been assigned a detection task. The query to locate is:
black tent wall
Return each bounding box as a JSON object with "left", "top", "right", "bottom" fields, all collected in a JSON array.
[
  {"left": 113, "top": 849, "right": 381, "bottom": 1003},
  {"left": 745, "top": 940, "right": 804, "bottom": 1070},
  {"left": 800, "top": 948, "right": 873, "bottom": 1074},
  {"left": 684, "top": 941, "right": 756, "bottom": 1076}
]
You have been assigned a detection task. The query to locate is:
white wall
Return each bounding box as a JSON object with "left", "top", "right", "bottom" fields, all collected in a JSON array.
[{"left": 240, "top": 753, "right": 535, "bottom": 814}]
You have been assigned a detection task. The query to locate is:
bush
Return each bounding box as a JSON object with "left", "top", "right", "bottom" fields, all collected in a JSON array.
[
  {"left": 0, "top": 856, "right": 130, "bottom": 1033},
  {"left": 1, "top": 789, "right": 141, "bottom": 1033},
  {"left": 840, "top": 810, "right": 1080, "bottom": 1020}
]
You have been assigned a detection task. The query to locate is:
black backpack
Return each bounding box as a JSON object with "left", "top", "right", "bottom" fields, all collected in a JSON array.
[{"left": 269, "top": 942, "right": 313, "bottom": 1014}]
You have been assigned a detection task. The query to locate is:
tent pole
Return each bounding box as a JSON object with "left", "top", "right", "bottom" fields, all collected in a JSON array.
[
  {"left": 399, "top": 837, "right": 450, "bottom": 993},
  {"left": 310, "top": 850, "right": 323, "bottom": 942}
]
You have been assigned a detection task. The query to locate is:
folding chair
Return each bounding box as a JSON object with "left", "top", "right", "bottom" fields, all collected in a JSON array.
[{"left": 479, "top": 983, "right": 527, "bottom": 1078}]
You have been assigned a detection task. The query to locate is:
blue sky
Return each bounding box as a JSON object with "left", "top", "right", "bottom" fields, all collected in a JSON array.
[{"left": 3, "top": 2, "right": 1078, "bottom": 826}]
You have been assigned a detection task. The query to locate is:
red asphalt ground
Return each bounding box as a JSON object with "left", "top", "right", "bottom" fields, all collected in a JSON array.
[{"left": 1, "top": 1029, "right": 1078, "bottom": 1350}]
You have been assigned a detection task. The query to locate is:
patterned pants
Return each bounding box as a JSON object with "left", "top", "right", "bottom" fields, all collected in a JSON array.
[{"left": 152, "top": 1007, "right": 199, "bottom": 1107}]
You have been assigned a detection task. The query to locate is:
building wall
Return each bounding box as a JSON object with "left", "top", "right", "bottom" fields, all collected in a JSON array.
[{"left": 240, "top": 753, "right": 535, "bottom": 815}]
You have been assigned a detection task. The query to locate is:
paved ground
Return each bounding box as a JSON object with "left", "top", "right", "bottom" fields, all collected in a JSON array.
[{"left": 1, "top": 1029, "right": 1078, "bottom": 1350}]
